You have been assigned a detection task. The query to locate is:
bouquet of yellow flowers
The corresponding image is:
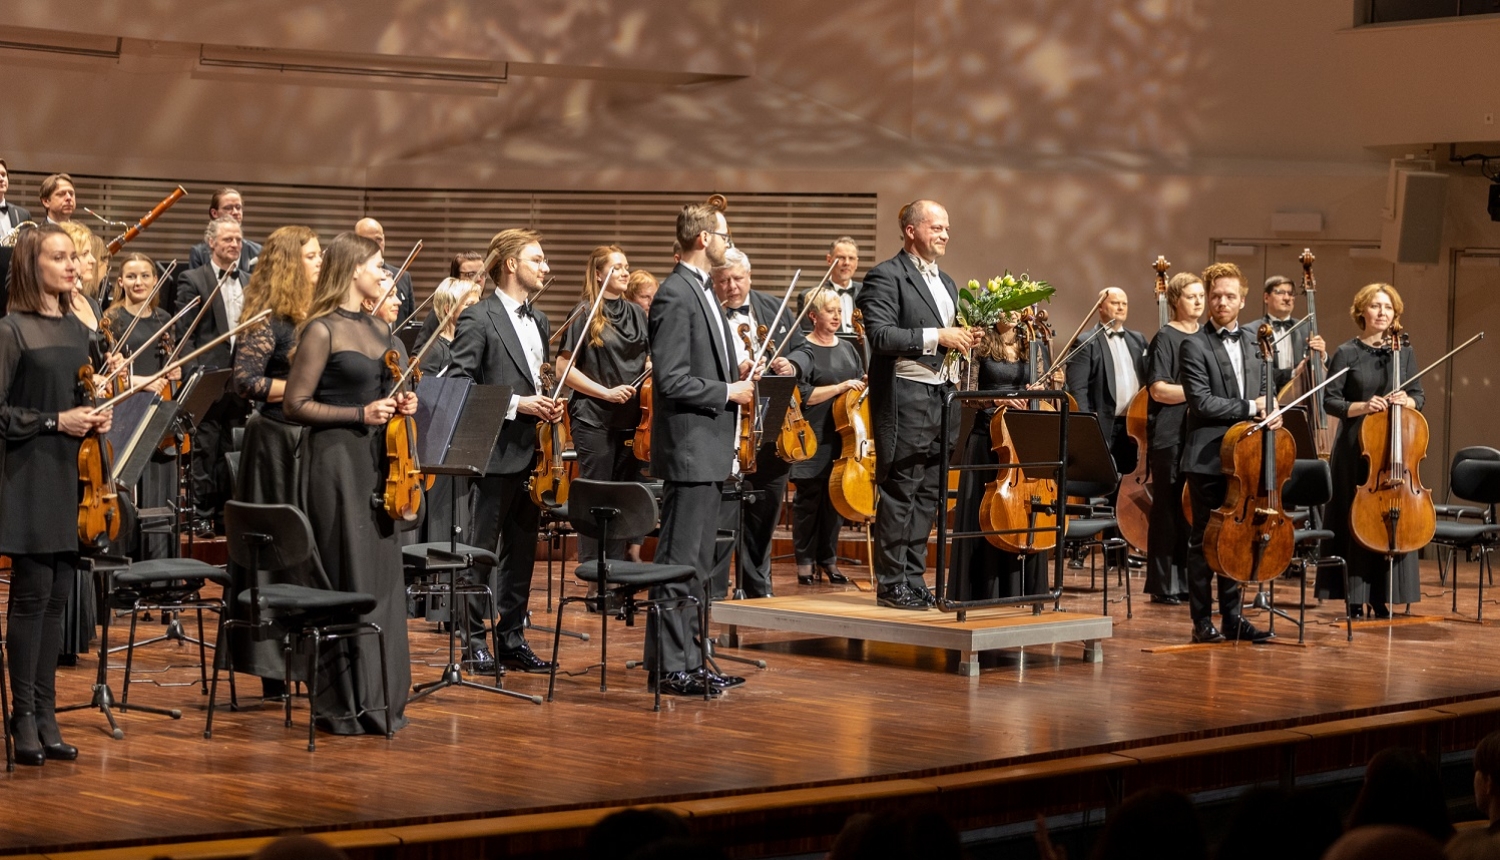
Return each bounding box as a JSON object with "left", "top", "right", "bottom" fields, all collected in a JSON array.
[{"left": 957, "top": 271, "right": 1055, "bottom": 329}]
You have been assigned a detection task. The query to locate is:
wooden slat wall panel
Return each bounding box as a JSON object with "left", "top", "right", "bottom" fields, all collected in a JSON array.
[{"left": 10, "top": 175, "right": 876, "bottom": 323}]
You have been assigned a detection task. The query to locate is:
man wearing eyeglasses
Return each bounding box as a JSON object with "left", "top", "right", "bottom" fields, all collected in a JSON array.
[
  {"left": 1262, "top": 275, "right": 1326, "bottom": 391},
  {"left": 644, "top": 197, "right": 755, "bottom": 697}
]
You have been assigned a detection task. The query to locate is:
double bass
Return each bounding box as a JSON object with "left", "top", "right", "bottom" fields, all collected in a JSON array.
[
  {"left": 1202, "top": 324, "right": 1296, "bottom": 582},
  {"left": 828, "top": 310, "right": 877, "bottom": 523},
  {"left": 1281, "top": 249, "right": 1336, "bottom": 458},
  {"left": 1350, "top": 324, "right": 1435, "bottom": 556},
  {"left": 1116, "top": 255, "right": 1172, "bottom": 553}
]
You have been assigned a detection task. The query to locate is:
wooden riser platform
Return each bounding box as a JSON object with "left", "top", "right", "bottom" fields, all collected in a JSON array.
[{"left": 712, "top": 592, "right": 1112, "bottom": 675}]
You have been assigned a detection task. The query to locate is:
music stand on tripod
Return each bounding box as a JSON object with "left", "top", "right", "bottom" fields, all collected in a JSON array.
[
  {"left": 405, "top": 377, "right": 541, "bottom": 706},
  {"left": 172, "top": 369, "right": 231, "bottom": 551}
]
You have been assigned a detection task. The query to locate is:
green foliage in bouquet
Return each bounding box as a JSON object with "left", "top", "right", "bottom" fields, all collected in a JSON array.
[{"left": 957, "top": 272, "right": 1055, "bottom": 328}]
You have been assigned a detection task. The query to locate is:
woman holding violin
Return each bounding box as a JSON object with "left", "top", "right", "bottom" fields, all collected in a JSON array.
[
  {"left": 103, "top": 252, "right": 180, "bottom": 560},
  {"left": 0, "top": 225, "right": 112, "bottom": 765},
  {"left": 557, "top": 245, "right": 649, "bottom": 563},
  {"left": 224, "top": 226, "right": 322, "bottom": 694},
  {"left": 945, "top": 319, "right": 1047, "bottom": 601},
  {"left": 785, "top": 289, "right": 863, "bottom": 586},
  {"left": 1320, "top": 283, "right": 1424, "bottom": 618},
  {"left": 1141, "top": 272, "right": 1203, "bottom": 605},
  {"left": 284, "top": 231, "right": 414, "bottom": 736}
]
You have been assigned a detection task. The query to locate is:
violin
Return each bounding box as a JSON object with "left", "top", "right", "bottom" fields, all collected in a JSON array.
[
  {"left": 1116, "top": 255, "right": 1172, "bottom": 554},
  {"left": 77, "top": 364, "right": 123, "bottom": 549},
  {"left": 776, "top": 324, "right": 817, "bottom": 463},
  {"left": 631, "top": 372, "right": 653, "bottom": 465},
  {"left": 1202, "top": 324, "right": 1296, "bottom": 582},
  {"left": 828, "top": 310, "right": 877, "bottom": 522},
  {"left": 735, "top": 323, "right": 759, "bottom": 474},
  {"left": 382, "top": 348, "right": 433, "bottom": 522},
  {"left": 980, "top": 316, "right": 1061, "bottom": 553},
  {"left": 530, "top": 363, "right": 575, "bottom": 508},
  {"left": 1350, "top": 324, "right": 1435, "bottom": 556}
]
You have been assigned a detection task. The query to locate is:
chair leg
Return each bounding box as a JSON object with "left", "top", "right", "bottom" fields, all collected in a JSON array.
[
  {"left": 1480, "top": 550, "right": 1487, "bottom": 623},
  {"left": 195, "top": 607, "right": 210, "bottom": 695},
  {"left": 546, "top": 601, "right": 566, "bottom": 703},
  {"left": 205, "top": 615, "right": 232, "bottom": 739},
  {"left": 375, "top": 626, "right": 393, "bottom": 741},
  {"left": 122, "top": 608, "right": 140, "bottom": 705},
  {"left": 283, "top": 640, "right": 295, "bottom": 727},
  {"left": 599, "top": 589, "right": 610, "bottom": 693},
  {"left": 307, "top": 632, "right": 320, "bottom": 752},
  {"left": 650, "top": 605, "right": 662, "bottom": 712}
]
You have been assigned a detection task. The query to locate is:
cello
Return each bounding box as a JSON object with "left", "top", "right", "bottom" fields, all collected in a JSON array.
[
  {"left": 1350, "top": 324, "right": 1436, "bottom": 557},
  {"left": 1116, "top": 256, "right": 1171, "bottom": 553},
  {"left": 828, "top": 310, "right": 877, "bottom": 523},
  {"left": 980, "top": 317, "right": 1061, "bottom": 553},
  {"left": 1202, "top": 324, "right": 1296, "bottom": 582}
]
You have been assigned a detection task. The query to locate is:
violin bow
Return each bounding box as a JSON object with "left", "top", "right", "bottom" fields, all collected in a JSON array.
[
  {"left": 1269, "top": 313, "right": 1313, "bottom": 350},
  {"left": 764, "top": 259, "right": 841, "bottom": 368},
  {"left": 107, "top": 299, "right": 202, "bottom": 379},
  {"left": 550, "top": 266, "right": 618, "bottom": 400},
  {"left": 1044, "top": 318, "right": 1115, "bottom": 383},
  {"left": 1253, "top": 367, "right": 1349, "bottom": 433},
  {"left": 92, "top": 310, "right": 272, "bottom": 413},
  {"left": 1384, "top": 331, "right": 1485, "bottom": 397},
  {"left": 101, "top": 260, "right": 179, "bottom": 367},
  {"left": 386, "top": 297, "right": 473, "bottom": 398},
  {"left": 371, "top": 240, "right": 424, "bottom": 313},
  {"left": 164, "top": 267, "right": 236, "bottom": 368},
  {"left": 547, "top": 301, "right": 591, "bottom": 346},
  {"left": 1052, "top": 290, "right": 1109, "bottom": 367}
]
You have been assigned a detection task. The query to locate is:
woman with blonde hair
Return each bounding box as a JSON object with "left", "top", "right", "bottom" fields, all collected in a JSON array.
[
  {"left": 624, "top": 269, "right": 658, "bottom": 313},
  {"left": 224, "top": 225, "right": 323, "bottom": 696},
  {"left": 419, "top": 277, "right": 481, "bottom": 377},
  {"left": 56, "top": 221, "right": 103, "bottom": 330}
]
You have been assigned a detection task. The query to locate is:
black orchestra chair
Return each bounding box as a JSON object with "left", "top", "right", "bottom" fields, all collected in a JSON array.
[
  {"left": 1432, "top": 446, "right": 1500, "bottom": 589},
  {"left": 1431, "top": 447, "right": 1500, "bottom": 621},
  {"left": 115, "top": 556, "right": 233, "bottom": 707},
  {"left": 402, "top": 540, "right": 502, "bottom": 688},
  {"left": 546, "top": 479, "right": 702, "bottom": 711},
  {"left": 1061, "top": 481, "right": 1131, "bottom": 619},
  {"left": 1260, "top": 458, "right": 1349, "bottom": 644},
  {"left": 206, "top": 502, "right": 393, "bottom": 751}
]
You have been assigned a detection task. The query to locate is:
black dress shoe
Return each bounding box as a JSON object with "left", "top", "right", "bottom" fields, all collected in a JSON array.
[
  {"left": 877, "top": 585, "right": 929, "bottom": 611},
  {"left": 10, "top": 714, "right": 45, "bottom": 767},
  {"left": 1370, "top": 604, "right": 1393, "bottom": 620},
  {"left": 816, "top": 563, "right": 852, "bottom": 585},
  {"left": 465, "top": 647, "right": 498, "bottom": 674},
  {"left": 36, "top": 712, "right": 77, "bottom": 761},
  {"left": 913, "top": 584, "right": 939, "bottom": 607},
  {"left": 1149, "top": 595, "right": 1181, "bottom": 606},
  {"left": 1191, "top": 621, "right": 1225, "bottom": 644},
  {"left": 1224, "top": 616, "right": 1272, "bottom": 643},
  {"left": 796, "top": 564, "right": 816, "bottom": 585},
  {"left": 495, "top": 643, "right": 554, "bottom": 673},
  {"left": 657, "top": 671, "right": 719, "bottom": 697},
  {"left": 702, "top": 669, "right": 746, "bottom": 689}
]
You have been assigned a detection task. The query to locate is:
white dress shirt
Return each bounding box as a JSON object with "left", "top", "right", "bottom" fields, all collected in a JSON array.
[
  {"left": 1104, "top": 325, "right": 1140, "bottom": 408},
  {"left": 497, "top": 288, "right": 546, "bottom": 420},
  {"left": 212, "top": 262, "right": 245, "bottom": 348},
  {"left": 895, "top": 252, "right": 957, "bottom": 385},
  {"left": 1213, "top": 323, "right": 1258, "bottom": 416}
]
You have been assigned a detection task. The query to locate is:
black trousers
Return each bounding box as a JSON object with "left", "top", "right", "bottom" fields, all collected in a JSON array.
[
  {"left": 8, "top": 553, "right": 75, "bottom": 716},
  {"left": 190, "top": 392, "right": 247, "bottom": 520},
  {"left": 1185, "top": 472, "right": 1243, "bottom": 625},
  {"left": 1144, "top": 445, "right": 1189, "bottom": 598},
  {"left": 872, "top": 380, "right": 954, "bottom": 594},
  {"left": 570, "top": 422, "right": 641, "bottom": 562},
  {"left": 645, "top": 481, "right": 721, "bottom": 677},
  {"left": 713, "top": 460, "right": 789, "bottom": 599},
  {"left": 467, "top": 473, "right": 539, "bottom": 652},
  {"left": 792, "top": 462, "right": 843, "bottom": 566}
]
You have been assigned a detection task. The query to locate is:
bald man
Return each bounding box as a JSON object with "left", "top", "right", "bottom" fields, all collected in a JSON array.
[
  {"left": 1064, "top": 287, "right": 1149, "bottom": 480},
  {"left": 355, "top": 218, "right": 416, "bottom": 323}
]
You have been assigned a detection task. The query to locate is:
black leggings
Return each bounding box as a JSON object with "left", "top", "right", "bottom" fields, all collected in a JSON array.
[{"left": 8, "top": 553, "right": 76, "bottom": 716}]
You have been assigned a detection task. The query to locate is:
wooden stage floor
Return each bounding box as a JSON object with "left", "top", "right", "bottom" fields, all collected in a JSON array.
[{"left": 4, "top": 557, "right": 1499, "bottom": 854}]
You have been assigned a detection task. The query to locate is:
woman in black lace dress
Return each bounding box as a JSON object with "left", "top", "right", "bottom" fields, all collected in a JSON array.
[
  {"left": 0, "top": 225, "right": 112, "bottom": 764},
  {"left": 224, "top": 226, "right": 324, "bottom": 692},
  {"left": 946, "top": 321, "right": 1048, "bottom": 601},
  {"left": 102, "top": 252, "right": 179, "bottom": 560},
  {"left": 285, "top": 231, "right": 414, "bottom": 736}
]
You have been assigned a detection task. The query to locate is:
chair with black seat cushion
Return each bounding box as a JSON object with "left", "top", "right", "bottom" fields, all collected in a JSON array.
[
  {"left": 116, "top": 557, "right": 234, "bottom": 706},
  {"left": 206, "top": 502, "right": 393, "bottom": 751},
  {"left": 1266, "top": 458, "right": 1348, "bottom": 643},
  {"left": 1061, "top": 481, "right": 1131, "bottom": 619},
  {"left": 546, "top": 479, "right": 701, "bottom": 711},
  {"left": 1431, "top": 447, "right": 1500, "bottom": 621}
]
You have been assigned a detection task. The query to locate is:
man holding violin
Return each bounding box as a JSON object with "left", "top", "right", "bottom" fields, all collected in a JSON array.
[
  {"left": 857, "top": 200, "right": 982, "bottom": 611},
  {"left": 1178, "top": 262, "right": 1276, "bottom": 644},
  {"left": 448, "top": 227, "right": 562, "bottom": 674}
]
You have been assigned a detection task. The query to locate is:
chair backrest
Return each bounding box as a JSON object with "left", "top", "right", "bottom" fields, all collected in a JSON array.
[
  {"left": 1447, "top": 447, "right": 1500, "bottom": 504},
  {"left": 1452, "top": 459, "right": 1500, "bottom": 506},
  {"left": 224, "top": 501, "right": 317, "bottom": 573},
  {"left": 1282, "top": 458, "right": 1333, "bottom": 509},
  {"left": 568, "top": 480, "right": 660, "bottom": 543}
]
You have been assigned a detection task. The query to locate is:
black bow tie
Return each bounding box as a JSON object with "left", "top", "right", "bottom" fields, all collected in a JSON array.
[
  {"left": 1106, "top": 329, "right": 1124, "bottom": 338},
  {"left": 1270, "top": 318, "right": 1294, "bottom": 330},
  {"left": 515, "top": 303, "right": 534, "bottom": 320},
  {"left": 726, "top": 306, "right": 750, "bottom": 317},
  {"left": 218, "top": 268, "right": 239, "bottom": 282},
  {"left": 1217, "top": 327, "right": 1241, "bottom": 342}
]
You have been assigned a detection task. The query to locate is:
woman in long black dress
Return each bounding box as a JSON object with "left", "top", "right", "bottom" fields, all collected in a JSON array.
[
  {"left": 556, "top": 245, "right": 649, "bottom": 562},
  {"left": 226, "top": 225, "right": 323, "bottom": 693},
  {"left": 1142, "top": 272, "right": 1203, "bottom": 605},
  {"left": 0, "top": 225, "right": 112, "bottom": 765},
  {"left": 945, "top": 320, "right": 1047, "bottom": 601},
  {"left": 785, "top": 289, "right": 863, "bottom": 585},
  {"left": 1320, "top": 283, "right": 1423, "bottom": 618},
  {"left": 284, "top": 231, "right": 414, "bottom": 736}
]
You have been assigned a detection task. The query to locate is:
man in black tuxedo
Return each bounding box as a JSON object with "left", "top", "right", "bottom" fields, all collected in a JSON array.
[
  {"left": 1179, "top": 262, "right": 1276, "bottom": 644},
  {"left": 800, "top": 237, "right": 862, "bottom": 334},
  {"left": 355, "top": 218, "right": 416, "bottom": 325},
  {"left": 0, "top": 158, "right": 32, "bottom": 245},
  {"left": 711, "top": 248, "right": 804, "bottom": 599},
  {"left": 447, "top": 227, "right": 563, "bottom": 674},
  {"left": 1261, "top": 275, "right": 1326, "bottom": 392},
  {"left": 1065, "top": 287, "right": 1149, "bottom": 481},
  {"left": 856, "top": 200, "right": 981, "bottom": 610},
  {"left": 186, "top": 188, "right": 262, "bottom": 276},
  {"left": 646, "top": 199, "right": 755, "bottom": 696},
  {"left": 175, "top": 216, "right": 252, "bottom": 530}
]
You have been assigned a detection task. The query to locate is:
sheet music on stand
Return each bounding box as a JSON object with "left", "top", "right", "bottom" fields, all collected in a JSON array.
[
  {"left": 108, "top": 390, "right": 179, "bottom": 486},
  {"left": 750, "top": 375, "right": 797, "bottom": 459},
  {"left": 414, "top": 376, "right": 511, "bottom": 476}
]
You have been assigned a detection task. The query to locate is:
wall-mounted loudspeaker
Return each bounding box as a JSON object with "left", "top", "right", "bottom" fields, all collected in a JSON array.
[
  {"left": 1488, "top": 183, "right": 1500, "bottom": 222},
  {"left": 1380, "top": 169, "right": 1448, "bottom": 264}
]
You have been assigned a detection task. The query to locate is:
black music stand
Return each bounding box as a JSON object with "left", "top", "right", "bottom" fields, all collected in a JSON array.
[
  {"left": 406, "top": 379, "right": 541, "bottom": 705},
  {"left": 174, "top": 369, "right": 230, "bottom": 548}
]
